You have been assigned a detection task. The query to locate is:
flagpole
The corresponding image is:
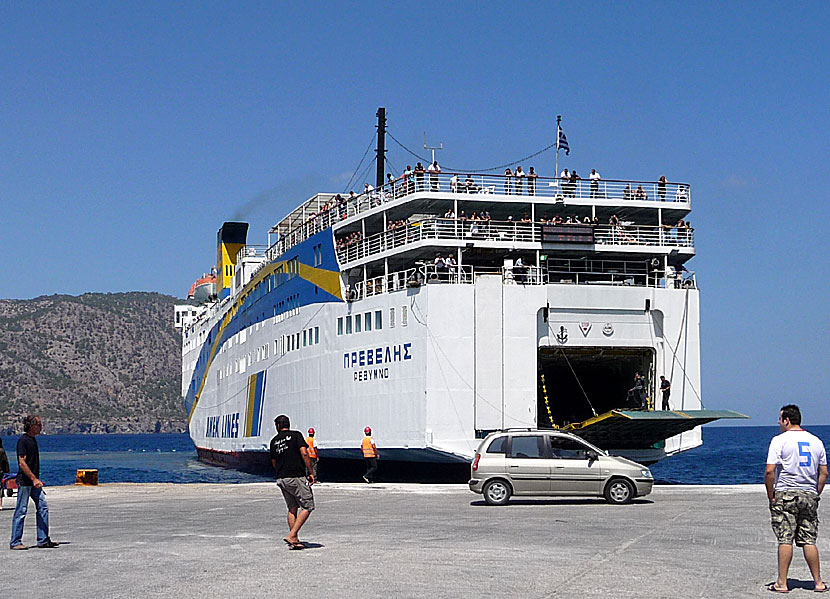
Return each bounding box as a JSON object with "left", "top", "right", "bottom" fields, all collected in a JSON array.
[{"left": 555, "top": 114, "right": 562, "bottom": 182}]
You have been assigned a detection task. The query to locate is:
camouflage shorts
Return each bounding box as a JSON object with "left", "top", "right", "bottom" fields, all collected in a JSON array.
[{"left": 770, "top": 490, "right": 820, "bottom": 546}]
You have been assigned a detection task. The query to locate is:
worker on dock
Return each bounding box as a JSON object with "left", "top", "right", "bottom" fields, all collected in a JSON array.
[
  {"left": 362, "top": 427, "right": 379, "bottom": 483},
  {"left": 305, "top": 428, "right": 319, "bottom": 481}
]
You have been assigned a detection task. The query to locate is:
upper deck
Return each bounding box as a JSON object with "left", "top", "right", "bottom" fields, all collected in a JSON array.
[{"left": 266, "top": 173, "right": 693, "bottom": 268}]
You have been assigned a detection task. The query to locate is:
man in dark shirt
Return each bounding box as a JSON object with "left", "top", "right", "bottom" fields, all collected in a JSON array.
[
  {"left": 10, "top": 415, "right": 57, "bottom": 550},
  {"left": 630, "top": 373, "right": 647, "bottom": 410},
  {"left": 660, "top": 376, "right": 672, "bottom": 410},
  {"left": 270, "top": 414, "right": 315, "bottom": 550}
]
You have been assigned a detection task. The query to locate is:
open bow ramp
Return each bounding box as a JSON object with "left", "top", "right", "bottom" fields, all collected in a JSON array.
[{"left": 561, "top": 409, "right": 749, "bottom": 450}]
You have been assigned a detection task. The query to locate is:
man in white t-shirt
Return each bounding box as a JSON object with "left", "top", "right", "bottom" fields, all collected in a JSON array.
[
  {"left": 427, "top": 161, "right": 441, "bottom": 191},
  {"left": 589, "top": 169, "right": 601, "bottom": 198},
  {"left": 765, "top": 404, "right": 829, "bottom": 593}
]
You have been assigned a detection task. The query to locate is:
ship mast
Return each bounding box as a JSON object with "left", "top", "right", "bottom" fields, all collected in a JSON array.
[{"left": 375, "top": 107, "right": 386, "bottom": 188}]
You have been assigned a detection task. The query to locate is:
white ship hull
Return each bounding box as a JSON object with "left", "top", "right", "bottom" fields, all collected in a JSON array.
[{"left": 182, "top": 274, "right": 702, "bottom": 467}]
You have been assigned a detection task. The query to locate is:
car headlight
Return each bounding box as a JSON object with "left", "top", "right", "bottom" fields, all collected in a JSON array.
[{"left": 641, "top": 469, "right": 653, "bottom": 478}]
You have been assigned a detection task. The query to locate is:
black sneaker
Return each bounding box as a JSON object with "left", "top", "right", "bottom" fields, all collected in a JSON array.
[{"left": 37, "top": 541, "right": 59, "bottom": 548}]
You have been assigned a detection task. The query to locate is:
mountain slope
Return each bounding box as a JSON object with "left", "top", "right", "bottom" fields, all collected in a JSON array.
[{"left": 0, "top": 292, "right": 186, "bottom": 434}]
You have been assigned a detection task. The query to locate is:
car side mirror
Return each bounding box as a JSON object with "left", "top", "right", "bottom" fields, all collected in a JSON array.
[{"left": 586, "top": 450, "right": 599, "bottom": 461}]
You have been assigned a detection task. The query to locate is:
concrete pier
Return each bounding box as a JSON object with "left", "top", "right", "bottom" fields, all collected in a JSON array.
[{"left": 1, "top": 483, "right": 824, "bottom": 598}]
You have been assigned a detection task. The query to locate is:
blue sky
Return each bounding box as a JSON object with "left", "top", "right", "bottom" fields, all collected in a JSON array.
[{"left": 1, "top": 2, "right": 828, "bottom": 423}]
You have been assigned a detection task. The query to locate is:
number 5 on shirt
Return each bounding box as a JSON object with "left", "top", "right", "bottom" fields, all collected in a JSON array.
[{"left": 798, "top": 441, "right": 812, "bottom": 467}]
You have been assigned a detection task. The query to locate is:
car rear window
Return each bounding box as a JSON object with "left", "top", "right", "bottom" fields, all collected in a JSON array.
[
  {"left": 486, "top": 436, "right": 507, "bottom": 454},
  {"left": 509, "top": 436, "right": 543, "bottom": 458},
  {"left": 549, "top": 436, "right": 591, "bottom": 460}
]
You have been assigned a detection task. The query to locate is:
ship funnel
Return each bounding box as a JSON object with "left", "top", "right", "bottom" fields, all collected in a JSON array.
[{"left": 216, "top": 222, "right": 248, "bottom": 300}]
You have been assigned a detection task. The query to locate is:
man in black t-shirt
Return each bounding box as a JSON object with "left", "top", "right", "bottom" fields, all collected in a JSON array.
[
  {"left": 270, "top": 414, "right": 315, "bottom": 550},
  {"left": 10, "top": 415, "right": 58, "bottom": 550}
]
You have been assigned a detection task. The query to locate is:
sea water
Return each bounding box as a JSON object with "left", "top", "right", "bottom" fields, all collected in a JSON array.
[{"left": 2, "top": 425, "right": 829, "bottom": 487}]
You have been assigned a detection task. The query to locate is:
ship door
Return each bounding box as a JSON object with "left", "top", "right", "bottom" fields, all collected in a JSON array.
[{"left": 537, "top": 347, "right": 655, "bottom": 428}]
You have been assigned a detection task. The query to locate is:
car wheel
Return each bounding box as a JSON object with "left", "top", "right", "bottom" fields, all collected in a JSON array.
[
  {"left": 604, "top": 478, "right": 634, "bottom": 505},
  {"left": 483, "top": 479, "right": 512, "bottom": 506}
]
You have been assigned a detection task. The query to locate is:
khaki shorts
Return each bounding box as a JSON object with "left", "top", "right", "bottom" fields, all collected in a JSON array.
[
  {"left": 277, "top": 477, "right": 314, "bottom": 512},
  {"left": 770, "top": 490, "right": 820, "bottom": 546}
]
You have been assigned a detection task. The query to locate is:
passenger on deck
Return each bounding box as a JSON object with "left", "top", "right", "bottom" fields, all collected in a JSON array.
[
  {"left": 622, "top": 184, "right": 632, "bottom": 201},
  {"left": 414, "top": 162, "right": 425, "bottom": 191},
  {"left": 504, "top": 168, "right": 513, "bottom": 195},
  {"left": 527, "top": 166, "right": 538, "bottom": 195},
  {"left": 675, "top": 185, "right": 689, "bottom": 201},
  {"left": 386, "top": 173, "right": 395, "bottom": 197},
  {"left": 635, "top": 185, "right": 647, "bottom": 200},
  {"left": 514, "top": 256, "right": 528, "bottom": 284},
  {"left": 403, "top": 165, "right": 414, "bottom": 194},
  {"left": 657, "top": 175, "right": 667, "bottom": 201},
  {"left": 450, "top": 173, "right": 459, "bottom": 193},
  {"left": 445, "top": 254, "right": 457, "bottom": 278},
  {"left": 464, "top": 174, "right": 477, "bottom": 193},
  {"left": 428, "top": 161, "right": 441, "bottom": 191},
  {"left": 515, "top": 166, "right": 525, "bottom": 195},
  {"left": 589, "top": 169, "right": 601, "bottom": 198},
  {"left": 569, "top": 171, "right": 580, "bottom": 197},
  {"left": 434, "top": 254, "right": 448, "bottom": 280},
  {"left": 560, "top": 168, "right": 570, "bottom": 196}
]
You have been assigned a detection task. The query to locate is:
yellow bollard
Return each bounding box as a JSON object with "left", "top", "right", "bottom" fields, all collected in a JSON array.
[{"left": 75, "top": 469, "right": 99, "bottom": 486}]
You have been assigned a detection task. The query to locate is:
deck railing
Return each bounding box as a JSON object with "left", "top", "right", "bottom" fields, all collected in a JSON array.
[
  {"left": 348, "top": 263, "right": 695, "bottom": 301},
  {"left": 266, "top": 174, "right": 692, "bottom": 261},
  {"left": 335, "top": 219, "right": 694, "bottom": 265}
]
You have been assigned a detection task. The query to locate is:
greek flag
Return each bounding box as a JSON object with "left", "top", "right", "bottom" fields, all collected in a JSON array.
[{"left": 558, "top": 129, "right": 570, "bottom": 155}]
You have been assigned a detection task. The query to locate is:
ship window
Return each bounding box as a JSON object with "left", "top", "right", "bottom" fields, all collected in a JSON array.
[
  {"left": 346, "top": 316, "right": 353, "bottom": 334},
  {"left": 355, "top": 316, "right": 362, "bottom": 333},
  {"left": 401, "top": 305, "right": 408, "bottom": 327},
  {"left": 315, "top": 327, "right": 319, "bottom": 344},
  {"left": 274, "top": 340, "right": 278, "bottom": 355},
  {"left": 337, "top": 317, "right": 343, "bottom": 336},
  {"left": 390, "top": 307, "right": 396, "bottom": 328},
  {"left": 364, "top": 313, "right": 372, "bottom": 331},
  {"left": 375, "top": 310, "right": 382, "bottom": 330},
  {"left": 303, "top": 330, "right": 307, "bottom": 347},
  {"left": 296, "top": 332, "right": 301, "bottom": 348}
]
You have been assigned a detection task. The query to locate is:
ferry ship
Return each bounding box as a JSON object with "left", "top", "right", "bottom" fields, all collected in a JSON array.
[{"left": 175, "top": 111, "right": 744, "bottom": 478}]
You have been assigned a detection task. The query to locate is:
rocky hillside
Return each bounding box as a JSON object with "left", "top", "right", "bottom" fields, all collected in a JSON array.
[{"left": 0, "top": 292, "right": 187, "bottom": 434}]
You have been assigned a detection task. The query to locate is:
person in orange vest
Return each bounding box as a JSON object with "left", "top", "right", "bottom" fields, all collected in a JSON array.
[
  {"left": 361, "top": 426, "right": 379, "bottom": 483},
  {"left": 305, "top": 428, "right": 319, "bottom": 481}
]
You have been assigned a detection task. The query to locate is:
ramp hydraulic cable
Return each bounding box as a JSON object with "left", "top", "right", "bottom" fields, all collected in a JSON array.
[{"left": 557, "top": 348, "right": 597, "bottom": 417}]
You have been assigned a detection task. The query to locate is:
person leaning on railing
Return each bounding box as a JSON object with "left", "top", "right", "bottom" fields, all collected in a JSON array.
[{"left": 527, "top": 166, "right": 538, "bottom": 195}]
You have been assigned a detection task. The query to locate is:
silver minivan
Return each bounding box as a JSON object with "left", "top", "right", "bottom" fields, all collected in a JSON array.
[{"left": 468, "top": 430, "right": 653, "bottom": 505}]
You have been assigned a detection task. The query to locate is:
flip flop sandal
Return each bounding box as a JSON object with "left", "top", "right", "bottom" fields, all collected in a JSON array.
[
  {"left": 815, "top": 584, "right": 830, "bottom": 593},
  {"left": 288, "top": 542, "right": 305, "bottom": 550},
  {"left": 767, "top": 583, "right": 790, "bottom": 593}
]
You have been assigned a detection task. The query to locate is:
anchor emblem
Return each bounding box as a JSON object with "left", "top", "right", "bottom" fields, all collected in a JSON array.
[{"left": 555, "top": 326, "right": 569, "bottom": 344}]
